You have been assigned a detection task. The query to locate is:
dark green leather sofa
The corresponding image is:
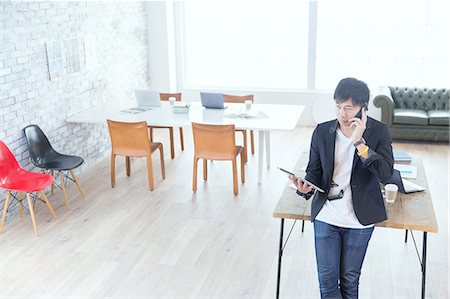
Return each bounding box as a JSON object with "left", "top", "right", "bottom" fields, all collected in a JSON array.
[{"left": 373, "top": 86, "right": 449, "bottom": 142}]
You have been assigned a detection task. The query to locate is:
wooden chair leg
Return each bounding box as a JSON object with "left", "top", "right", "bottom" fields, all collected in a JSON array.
[
  {"left": 159, "top": 144, "right": 165, "bottom": 179},
  {"left": 33, "top": 192, "right": 40, "bottom": 210},
  {"left": 242, "top": 130, "right": 248, "bottom": 163},
  {"left": 1, "top": 191, "right": 11, "bottom": 233},
  {"left": 193, "top": 157, "right": 198, "bottom": 193},
  {"left": 70, "top": 170, "right": 85, "bottom": 198},
  {"left": 51, "top": 169, "right": 54, "bottom": 195},
  {"left": 232, "top": 158, "right": 238, "bottom": 196},
  {"left": 40, "top": 191, "right": 57, "bottom": 220},
  {"left": 19, "top": 192, "right": 23, "bottom": 217},
  {"left": 169, "top": 127, "right": 175, "bottom": 159},
  {"left": 59, "top": 171, "right": 70, "bottom": 209},
  {"left": 125, "top": 156, "right": 131, "bottom": 176},
  {"left": 203, "top": 159, "right": 208, "bottom": 181},
  {"left": 111, "top": 154, "right": 116, "bottom": 188},
  {"left": 240, "top": 151, "right": 245, "bottom": 183},
  {"left": 146, "top": 153, "right": 155, "bottom": 190},
  {"left": 250, "top": 130, "right": 255, "bottom": 155},
  {"left": 26, "top": 193, "right": 38, "bottom": 237},
  {"left": 179, "top": 128, "right": 184, "bottom": 151}
]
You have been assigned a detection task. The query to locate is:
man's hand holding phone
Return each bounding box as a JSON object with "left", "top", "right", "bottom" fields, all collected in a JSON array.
[{"left": 350, "top": 105, "right": 368, "bottom": 142}]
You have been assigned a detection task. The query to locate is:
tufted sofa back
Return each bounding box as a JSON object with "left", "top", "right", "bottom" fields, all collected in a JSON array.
[{"left": 389, "top": 87, "right": 449, "bottom": 111}]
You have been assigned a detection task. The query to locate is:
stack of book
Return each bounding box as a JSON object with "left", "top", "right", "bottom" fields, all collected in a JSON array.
[
  {"left": 393, "top": 150, "right": 412, "bottom": 163},
  {"left": 393, "top": 149, "right": 417, "bottom": 179}
]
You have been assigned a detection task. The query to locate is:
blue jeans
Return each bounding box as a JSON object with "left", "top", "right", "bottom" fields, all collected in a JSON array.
[{"left": 313, "top": 220, "right": 374, "bottom": 299}]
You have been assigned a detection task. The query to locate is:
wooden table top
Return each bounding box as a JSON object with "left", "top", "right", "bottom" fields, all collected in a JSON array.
[{"left": 273, "top": 152, "right": 438, "bottom": 233}]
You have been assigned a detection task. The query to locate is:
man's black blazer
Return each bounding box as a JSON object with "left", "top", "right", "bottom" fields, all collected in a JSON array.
[{"left": 303, "top": 117, "right": 394, "bottom": 226}]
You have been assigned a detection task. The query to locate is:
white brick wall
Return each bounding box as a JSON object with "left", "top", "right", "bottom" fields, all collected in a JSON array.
[{"left": 0, "top": 1, "right": 150, "bottom": 219}]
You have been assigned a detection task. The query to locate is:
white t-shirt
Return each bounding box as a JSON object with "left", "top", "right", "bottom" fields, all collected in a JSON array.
[{"left": 315, "top": 128, "right": 374, "bottom": 229}]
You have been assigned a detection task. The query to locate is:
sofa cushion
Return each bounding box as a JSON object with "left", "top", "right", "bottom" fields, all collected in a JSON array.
[
  {"left": 393, "top": 109, "right": 429, "bottom": 125},
  {"left": 428, "top": 110, "right": 450, "bottom": 126},
  {"left": 389, "top": 87, "right": 449, "bottom": 111}
]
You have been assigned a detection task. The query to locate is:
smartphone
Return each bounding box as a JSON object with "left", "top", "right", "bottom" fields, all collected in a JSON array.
[
  {"left": 277, "top": 167, "right": 325, "bottom": 193},
  {"left": 355, "top": 104, "right": 368, "bottom": 119}
]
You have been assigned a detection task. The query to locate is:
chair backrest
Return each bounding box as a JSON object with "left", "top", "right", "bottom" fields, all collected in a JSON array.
[
  {"left": 159, "top": 93, "right": 182, "bottom": 101},
  {"left": 23, "top": 124, "right": 55, "bottom": 167},
  {"left": 223, "top": 94, "right": 254, "bottom": 103},
  {"left": 0, "top": 141, "right": 21, "bottom": 182},
  {"left": 107, "top": 120, "right": 151, "bottom": 157},
  {"left": 192, "top": 122, "right": 236, "bottom": 160}
]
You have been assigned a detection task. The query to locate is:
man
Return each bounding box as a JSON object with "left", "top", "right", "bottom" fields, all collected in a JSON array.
[{"left": 290, "top": 77, "right": 394, "bottom": 299}]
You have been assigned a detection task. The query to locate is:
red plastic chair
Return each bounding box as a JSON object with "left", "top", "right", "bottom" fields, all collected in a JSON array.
[{"left": 0, "top": 141, "right": 56, "bottom": 236}]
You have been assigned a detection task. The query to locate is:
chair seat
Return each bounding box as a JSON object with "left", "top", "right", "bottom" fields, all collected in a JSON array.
[
  {"left": 37, "top": 152, "right": 84, "bottom": 170},
  {"left": 0, "top": 169, "right": 53, "bottom": 192},
  {"left": 197, "top": 146, "right": 243, "bottom": 160},
  {"left": 114, "top": 142, "right": 161, "bottom": 157}
]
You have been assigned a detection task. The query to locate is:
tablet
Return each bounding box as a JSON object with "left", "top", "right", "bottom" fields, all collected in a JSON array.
[{"left": 278, "top": 167, "right": 325, "bottom": 193}]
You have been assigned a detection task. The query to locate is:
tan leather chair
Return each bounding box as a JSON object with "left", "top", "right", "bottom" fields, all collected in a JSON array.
[
  {"left": 149, "top": 93, "right": 184, "bottom": 159},
  {"left": 192, "top": 122, "right": 245, "bottom": 196},
  {"left": 107, "top": 120, "right": 165, "bottom": 190},
  {"left": 223, "top": 94, "right": 255, "bottom": 163}
]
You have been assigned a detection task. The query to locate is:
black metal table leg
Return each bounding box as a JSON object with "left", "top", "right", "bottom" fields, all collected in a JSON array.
[
  {"left": 276, "top": 218, "right": 285, "bottom": 299},
  {"left": 301, "top": 219, "right": 305, "bottom": 232},
  {"left": 421, "top": 232, "right": 427, "bottom": 299},
  {"left": 404, "top": 229, "right": 408, "bottom": 243}
]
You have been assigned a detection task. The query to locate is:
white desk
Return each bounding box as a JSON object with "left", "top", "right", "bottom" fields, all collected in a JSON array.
[{"left": 66, "top": 102, "right": 304, "bottom": 183}]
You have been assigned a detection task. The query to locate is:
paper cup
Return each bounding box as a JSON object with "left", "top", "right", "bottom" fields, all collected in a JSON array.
[{"left": 385, "top": 184, "right": 398, "bottom": 203}]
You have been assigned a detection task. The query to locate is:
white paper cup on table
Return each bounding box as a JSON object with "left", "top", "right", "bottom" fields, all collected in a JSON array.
[
  {"left": 245, "top": 100, "right": 252, "bottom": 110},
  {"left": 385, "top": 184, "right": 398, "bottom": 203},
  {"left": 168, "top": 97, "right": 176, "bottom": 105}
]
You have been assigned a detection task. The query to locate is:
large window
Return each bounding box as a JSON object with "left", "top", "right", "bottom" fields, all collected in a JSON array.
[
  {"left": 315, "top": 0, "right": 450, "bottom": 89},
  {"left": 178, "top": 1, "right": 449, "bottom": 91},
  {"left": 181, "top": 1, "right": 309, "bottom": 90}
]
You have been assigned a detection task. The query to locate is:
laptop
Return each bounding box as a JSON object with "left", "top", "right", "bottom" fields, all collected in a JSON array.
[
  {"left": 135, "top": 90, "right": 161, "bottom": 110},
  {"left": 200, "top": 92, "right": 227, "bottom": 109},
  {"left": 385, "top": 169, "right": 426, "bottom": 194}
]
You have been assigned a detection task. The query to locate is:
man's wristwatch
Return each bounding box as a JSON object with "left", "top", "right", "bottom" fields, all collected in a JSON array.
[{"left": 353, "top": 137, "right": 366, "bottom": 147}]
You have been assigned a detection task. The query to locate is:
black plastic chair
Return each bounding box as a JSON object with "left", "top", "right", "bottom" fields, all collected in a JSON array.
[{"left": 23, "top": 124, "right": 85, "bottom": 209}]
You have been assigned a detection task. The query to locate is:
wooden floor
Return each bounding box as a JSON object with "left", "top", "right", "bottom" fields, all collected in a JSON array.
[{"left": 0, "top": 126, "right": 448, "bottom": 298}]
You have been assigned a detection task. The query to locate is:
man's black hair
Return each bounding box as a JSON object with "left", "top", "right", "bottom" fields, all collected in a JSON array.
[{"left": 334, "top": 77, "right": 369, "bottom": 107}]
